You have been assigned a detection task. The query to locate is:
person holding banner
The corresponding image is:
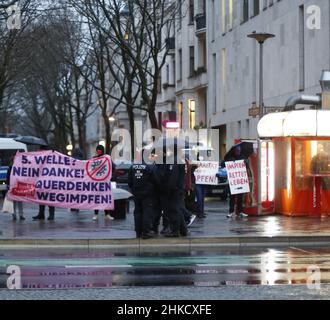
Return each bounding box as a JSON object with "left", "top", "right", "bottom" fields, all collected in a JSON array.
[
  {"left": 6, "top": 159, "right": 25, "bottom": 221},
  {"left": 92, "top": 144, "right": 114, "bottom": 221},
  {"left": 225, "top": 146, "right": 249, "bottom": 219},
  {"left": 32, "top": 145, "right": 56, "bottom": 221}
]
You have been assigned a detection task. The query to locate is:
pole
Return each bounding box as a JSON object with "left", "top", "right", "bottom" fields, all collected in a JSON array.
[
  {"left": 259, "top": 41, "right": 264, "bottom": 117},
  {"left": 257, "top": 41, "right": 263, "bottom": 215}
]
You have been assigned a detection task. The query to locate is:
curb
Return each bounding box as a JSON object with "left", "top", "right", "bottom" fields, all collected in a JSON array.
[{"left": 0, "top": 236, "right": 329, "bottom": 249}]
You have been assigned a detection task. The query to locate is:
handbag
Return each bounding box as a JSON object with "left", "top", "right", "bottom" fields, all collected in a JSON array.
[{"left": 2, "top": 196, "right": 14, "bottom": 214}]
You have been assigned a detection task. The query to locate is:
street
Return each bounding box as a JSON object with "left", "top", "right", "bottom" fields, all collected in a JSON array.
[{"left": 0, "top": 246, "right": 330, "bottom": 299}]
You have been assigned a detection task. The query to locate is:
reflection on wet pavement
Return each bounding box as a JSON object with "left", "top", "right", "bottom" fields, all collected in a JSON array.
[{"left": 0, "top": 247, "right": 330, "bottom": 289}]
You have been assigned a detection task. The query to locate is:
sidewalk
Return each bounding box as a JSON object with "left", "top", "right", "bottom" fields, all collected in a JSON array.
[{"left": 1, "top": 198, "right": 330, "bottom": 247}]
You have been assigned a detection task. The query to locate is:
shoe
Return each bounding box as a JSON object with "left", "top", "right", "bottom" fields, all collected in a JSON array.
[
  {"left": 104, "top": 215, "right": 114, "bottom": 221},
  {"left": 164, "top": 232, "right": 180, "bottom": 238},
  {"left": 12, "top": 214, "right": 17, "bottom": 221},
  {"left": 239, "top": 212, "right": 248, "bottom": 218},
  {"left": 47, "top": 216, "right": 54, "bottom": 221},
  {"left": 92, "top": 215, "right": 98, "bottom": 221},
  {"left": 197, "top": 214, "right": 206, "bottom": 219},
  {"left": 226, "top": 213, "right": 233, "bottom": 219},
  {"left": 187, "top": 215, "right": 196, "bottom": 227},
  {"left": 19, "top": 216, "right": 25, "bottom": 221},
  {"left": 33, "top": 215, "right": 45, "bottom": 220}
]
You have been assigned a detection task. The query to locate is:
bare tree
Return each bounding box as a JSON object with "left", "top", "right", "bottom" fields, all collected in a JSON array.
[
  {"left": 68, "top": 0, "right": 185, "bottom": 154},
  {"left": 0, "top": 0, "right": 37, "bottom": 129}
]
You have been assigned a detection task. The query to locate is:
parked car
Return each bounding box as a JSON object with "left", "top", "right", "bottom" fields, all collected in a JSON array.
[
  {"left": 205, "top": 165, "right": 229, "bottom": 200},
  {"left": 0, "top": 138, "right": 27, "bottom": 197},
  {"left": 113, "top": 161, "right": 131, "bottom": 190}
]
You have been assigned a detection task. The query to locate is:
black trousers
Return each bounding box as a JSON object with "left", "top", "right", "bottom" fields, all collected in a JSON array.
[
  {"left": 39, "top": 205, "right": 55, "bottom": 217},
  {"left": 152, "top": 195, "right": 165, "bottom": 233},
  {"left": 163, "top": 191, "right": 184, "bottom": 234},
  {"left": 134, "top": 196, "right": 155, "bottom": 236},
  {"left": 229, "top": 194, "right": 243, "bottom": 214}
]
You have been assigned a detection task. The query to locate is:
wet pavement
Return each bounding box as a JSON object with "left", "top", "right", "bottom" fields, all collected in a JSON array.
[
  {"left": 2, "top": 198, "right": 330, "bottom": 240},
  {"left": 0, "top": 247, "right": 329, "bottom": 290}
]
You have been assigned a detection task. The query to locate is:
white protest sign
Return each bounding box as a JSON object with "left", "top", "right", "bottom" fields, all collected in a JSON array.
[
  {"left": 225, "top": 160, "right": 250, "bottom": 195},
  {"left": 194, "top": 161, "right": 218, "bottom": 185}
]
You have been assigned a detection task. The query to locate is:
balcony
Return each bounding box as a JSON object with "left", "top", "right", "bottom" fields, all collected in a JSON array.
[
  {"left": 195, "top": 13, "right": 206, "bottom": 36},
  {"left": 165, "top": 37, "right": 175, "bottom": 55}
]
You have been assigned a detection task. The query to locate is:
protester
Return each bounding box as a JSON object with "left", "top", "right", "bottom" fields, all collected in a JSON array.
[
  {"left": 193, "top": 154, "right": 206, "bottom": 219},
  {"left": 6, "top": 158, "right": 25, "bottom": 221},
  {"left": 128, "top": 150, "right": 158, "bottom": 239},
  {"left": 92, "top": 144, "right": 114, "bottom": 221},
  {"left": 225, "top": 145, "right": 249, "bottom": 219},
  {"left": 33, "top": 145, "right": 55, "bottom": 221},
  {"left": 183, "top": 158, "right": 196, "bottom": 227}
]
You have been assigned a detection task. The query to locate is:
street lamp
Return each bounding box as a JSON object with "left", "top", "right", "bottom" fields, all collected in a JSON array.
[
  {"left": 247, "top": 32, "right": 275, "bottom": 118},
  {"left": 248, "top": 32, "right": 275, "bottom": 216},
  {"left": 109, "top": 116, "right": 116, "bottom": 122}
]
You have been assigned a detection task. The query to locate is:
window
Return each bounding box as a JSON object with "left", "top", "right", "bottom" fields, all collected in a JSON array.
[
  {"left": 178, "top": 102, "right": 183, "bottom": 128},
  {"left": 222, "top": 0, "right": 234, "bottom": 33},
  {"left": 242, "top": 0, "right": 249, "bottom": 23},
  {"left": 229, "top": 0, "right": 234, "bottom": 29},
  {"left": 211, "top": 0, "right": 215, "bottom": 40},
  {"left": 178, "top": 0, "right": 182, "bottom": 29},
  {"left": 213, "top": 53, "right": 217, "bottom": 113},
  {"left": 253, "top": 0, "right": 260, "bottom": 16},
  {"left": 221, "top": 48, "right": 227, "bottom": 111},
  {"left": 172, "top": 58, "right": 176, "bottom": 84},
  {"left": 166, "top": 64, "right": 170, "bottom": 84},
  {"left": 221, "top": 0, "right": 226, "bottom": 33},
  {"left": 189, "top": 46, "right": 195, "bottom": 77},
  {"left": 178, "top": 49, "right": 183, "bottom": 81},
  {"left": 189, "top": 0, "right": 194, "bottom": 24},
  {"left": 189, "top": 100, "right": 196, "bottom": 129},
  {"left": 246, "top": 119, "right": 250, "bottom": 137}
]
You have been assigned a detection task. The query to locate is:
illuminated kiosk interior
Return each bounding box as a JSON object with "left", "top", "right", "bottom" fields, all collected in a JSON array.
[{"left": 257, "top": 110, "right": 330, "bottom": 217}]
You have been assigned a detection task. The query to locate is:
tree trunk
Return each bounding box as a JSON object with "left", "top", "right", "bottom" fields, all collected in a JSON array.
[
  {"left": 102, "top": 110, "right": 111, "bottom": 155},
  {"left": 148, "top": 105, "right": 159, "bottom": 129}
]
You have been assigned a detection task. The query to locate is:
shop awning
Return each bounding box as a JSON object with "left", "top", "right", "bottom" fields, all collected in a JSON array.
[{"left": 258, "top": 110, "right": 330, "bottom": 138}]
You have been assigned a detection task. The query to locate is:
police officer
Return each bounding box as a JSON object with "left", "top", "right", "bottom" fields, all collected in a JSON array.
[
  {"left": 160, "top": 146, "right": 187, "bottom": 237},
  {"left": 128, "top": 151, "right": 158, "bottom": 239}
]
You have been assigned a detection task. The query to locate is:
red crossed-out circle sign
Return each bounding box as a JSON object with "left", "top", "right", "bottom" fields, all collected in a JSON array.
[{"left": 86, "top": 156, "right": 112, "bottom": 182}]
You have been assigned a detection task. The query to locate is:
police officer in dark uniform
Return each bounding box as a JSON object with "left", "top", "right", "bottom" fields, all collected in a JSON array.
[
  {"left": 128, "top": 152, "right": 158, "bottom": 239},
  {"left": 160, "top": 146, "right": 187, "bottom": 237}
]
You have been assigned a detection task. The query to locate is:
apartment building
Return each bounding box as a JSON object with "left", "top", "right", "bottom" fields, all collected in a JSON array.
[
  {"left": 156, "top": 0, "right": 208, "bottom": 131},
  {"left": 156, "top": 0, "right": 330, "bottom": 158}
]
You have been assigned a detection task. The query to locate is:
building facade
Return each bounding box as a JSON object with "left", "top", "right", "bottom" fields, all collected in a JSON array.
[{"left": 156, "top": 0, "right": 330, "bottom": 158}]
